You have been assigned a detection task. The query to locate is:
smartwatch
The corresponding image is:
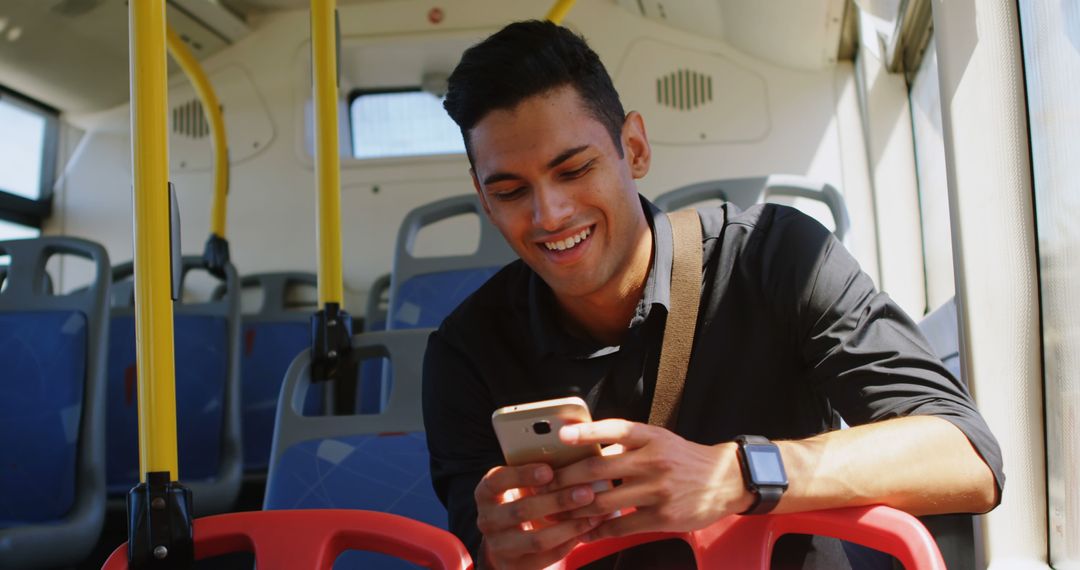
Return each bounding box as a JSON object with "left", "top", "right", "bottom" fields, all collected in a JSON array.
[{"left": 734, "top": 435, "right": 788, "bottom": 515}]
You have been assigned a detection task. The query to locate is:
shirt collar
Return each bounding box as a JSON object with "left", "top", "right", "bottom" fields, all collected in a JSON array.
[{"left": 528, "top": 195, "right": 673, "bottom": 359}]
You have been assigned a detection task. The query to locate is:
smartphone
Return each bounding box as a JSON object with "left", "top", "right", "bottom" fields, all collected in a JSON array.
[
  {"left": 491, "top": 396, "right": 619, "bottom": 528},
  {"left": 491, "top": 396, "right": 600, "bottom": 469}
]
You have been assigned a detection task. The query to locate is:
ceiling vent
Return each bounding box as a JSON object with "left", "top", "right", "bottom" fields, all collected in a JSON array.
[
  {"left": 656, "top": 69, "right": 713, "bottom": 111},
  {"left": 172, "top": 99, "right": 212, "bottom": 139}
]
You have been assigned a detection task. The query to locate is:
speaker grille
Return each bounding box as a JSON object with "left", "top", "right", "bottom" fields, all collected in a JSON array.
[
  {"left": 656, "top": 69, "right": 713, "bottom": 111},
  {"left": 171, "top": 99, "right": 210, "bottom": 139}
]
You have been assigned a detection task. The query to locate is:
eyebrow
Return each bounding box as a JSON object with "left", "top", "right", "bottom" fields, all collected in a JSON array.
[{"left": 480, "top": 145, "right": 592, "bottom": 186}]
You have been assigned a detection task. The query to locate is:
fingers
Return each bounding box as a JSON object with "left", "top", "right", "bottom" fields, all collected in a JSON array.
[
  {"left": 559, "top": 419, "right": 657, "bottom": 449},
  {"left": 550, "top": 451, "right": 647, "bottom": 491},
  {"left": 564, "top": 482, "right": 657, "bottom": 519},
  {"left": 601, "top": 443, "right": 626, "bottom": 457},
  {"left": 486, "top": 516, "right": 600, "bottom": 560},
  {"left": 585, "top": 510, "right": 655, "bottom": 542},
  {"left": 478, "top": 484, "right": 597, "bottom": 534},
  {"left": 475, "top": 464, "right": 554, "bottom": 504}
]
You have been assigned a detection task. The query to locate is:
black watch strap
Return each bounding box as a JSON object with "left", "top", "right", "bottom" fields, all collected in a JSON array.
[
  {"left": 744, "top": 484, "right": 784, "bottom": 515},
  {"left": 735, "top": 435, "right": 786, "bottom": 515}
]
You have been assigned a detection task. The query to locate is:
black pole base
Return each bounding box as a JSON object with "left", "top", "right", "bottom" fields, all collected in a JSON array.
[
  {"left": 201, "top": 233, "right": 231, "bottom": 279},
  {"left": 127, "top": 471, "right": 194, "bottom": 569},
  {"left": 311, "top": 303, "right": 357, "bottom": 413}
]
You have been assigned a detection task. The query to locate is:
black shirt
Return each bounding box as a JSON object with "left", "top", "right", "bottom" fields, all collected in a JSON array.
[{"left": 422, "top": 197, "right": 1004, "bottom": 568}]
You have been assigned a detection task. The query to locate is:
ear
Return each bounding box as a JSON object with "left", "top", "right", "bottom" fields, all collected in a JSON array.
[
  {"left": 470, "top": 168, "right": 494, "bottom": 219},
  {"left": 621, "top": 111, "right": 651, "bottom": 179}
]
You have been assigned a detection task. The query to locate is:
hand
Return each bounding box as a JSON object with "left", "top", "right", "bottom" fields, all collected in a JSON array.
[
  {"left": 474, "top": 463, "right": 603, "bottom": 569},
  {"left": 552, "top": 419, "right": 753, "bottom": 541}
]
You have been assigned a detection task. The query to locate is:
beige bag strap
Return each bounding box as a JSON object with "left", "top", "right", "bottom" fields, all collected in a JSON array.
[{"left": 648, "top": 209, "right": 702, "bottom": 430}]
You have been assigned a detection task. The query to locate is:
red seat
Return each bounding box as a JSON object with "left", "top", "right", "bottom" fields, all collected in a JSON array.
[
  {"left": 102, "top": 505, "right": 943, "bottom": 570},
  {"left": 559, "top": 505, "right": 946, "bottom": 570},
  {"left": 102, "top": 509, "right": 473, "bottom": 570}
]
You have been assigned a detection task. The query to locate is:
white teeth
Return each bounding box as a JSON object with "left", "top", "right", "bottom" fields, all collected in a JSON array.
[{"left": 544, "top": 227, "right": 591, "bottom": 252}]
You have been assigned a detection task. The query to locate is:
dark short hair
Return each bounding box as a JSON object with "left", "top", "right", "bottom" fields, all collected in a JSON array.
[{"left": 443, "top": 20, "right": 626, "bottom": 162}]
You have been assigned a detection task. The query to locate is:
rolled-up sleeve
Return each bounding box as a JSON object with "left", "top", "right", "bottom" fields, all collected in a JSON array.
[{"left": 764, "top": 207, "right": 1005, "bottom": 503}]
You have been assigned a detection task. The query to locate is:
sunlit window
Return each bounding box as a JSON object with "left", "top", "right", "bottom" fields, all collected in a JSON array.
[
  {"left": 0, "top": 96, "right": 48, "bottom": 200},
  {"left": 0, "top": 88, "right": 56, "bottom": 230},
  {"left": 0, "top": 219, "right": 40, "bottom": 267},
  {"left": 1019, "top": 3, "right": 1080, "bottom": 567},
  {"left": 349, "top": 89, "right": 465, "bottom": 159},
  {"left": 0, "top": 219, "right": 39, "bottom": 242}
]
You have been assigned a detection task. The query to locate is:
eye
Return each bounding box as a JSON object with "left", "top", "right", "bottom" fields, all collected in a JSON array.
[
  {"left": 491, "top": 186, "right": 527, "bottom": 201},
  {"left": 561, "top": 160, "right": 594, "bottom": 180}
]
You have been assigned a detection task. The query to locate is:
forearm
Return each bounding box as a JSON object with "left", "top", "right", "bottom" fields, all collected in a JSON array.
[{"left": 772, "top": 415, "right": 998, "bottom": 516}]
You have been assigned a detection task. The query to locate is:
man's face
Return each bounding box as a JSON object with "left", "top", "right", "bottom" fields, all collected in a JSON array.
[{"left": 468, "top": 85, "right": 651, "bottom": 300}]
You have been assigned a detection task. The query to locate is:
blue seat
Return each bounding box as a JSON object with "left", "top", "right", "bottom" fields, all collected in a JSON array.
[
  {"left": 653, "top": 175, "right": 852, "bottom": 244},
  {"left": 265, "top": 329, "right": 439, "bottom": 569},
  {"left": 0, "top": 237, "right": 110, "bottom": 569},
  {"left": 106, "top": 257, "right": 243, "bottom": 515},
  {"left": 231, "top": 272, "right": 323, "bottom": 472},
  {"left": 387, "top": 194, "right": 516, "bottom": 332},
  {"left": 371, "top": 195, "right": 515, "bottom": 412}
]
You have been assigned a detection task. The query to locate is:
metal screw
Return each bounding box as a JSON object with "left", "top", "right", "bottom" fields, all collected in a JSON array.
[
  {"left": 151, "top": 497, "right": 166, "bottom": 510},
  {"left": 327, "top": 350, "right": 338, "bottom": 359},
  {"left": 154, "top": 546, "right": 168, "bottom": 560}
]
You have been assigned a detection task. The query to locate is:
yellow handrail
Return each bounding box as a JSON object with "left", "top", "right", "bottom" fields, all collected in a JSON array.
[
  {"left": 165, "top": 24, "right": 228, "bottom": 240},
  {"left": 546, "top": 0, "right": 578, "bottom": 24},
  {"left": 311, "top": 0, "right": 344, "bottom": 308},
  {"left": 129, "top": 0, "right": 179, "bottom": 481}
]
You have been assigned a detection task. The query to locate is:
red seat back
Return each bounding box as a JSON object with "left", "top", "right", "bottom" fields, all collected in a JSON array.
[{"left": 559, "top": 506, "right": 946, "bottom": 570}]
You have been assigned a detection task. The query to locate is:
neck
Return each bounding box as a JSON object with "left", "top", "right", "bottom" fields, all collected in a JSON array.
[{"left": 553, "top": 222, "right": 654, "bottom": 346}]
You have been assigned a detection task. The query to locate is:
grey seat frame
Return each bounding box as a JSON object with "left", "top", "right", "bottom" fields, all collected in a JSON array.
[
  {"left": 0, "top": 237, "right": 110, "bottom": 569},
  {"left": 365, "top": 272, "right": 391, "bottom": 330},
  {"left": 388, "top": 194, "right": 516, "bottom": 330},
  {"left": 652, "top": 174, "right": 852, "bottom": 243},
  {"left": 264, "top": 327, "right": 435, "bottom": 507},
  {"left": 110, "top": 256, "right": 243, "bottom": 516},
  {"left": 231, "top": 271, "right": 318, "bottom": 324}
]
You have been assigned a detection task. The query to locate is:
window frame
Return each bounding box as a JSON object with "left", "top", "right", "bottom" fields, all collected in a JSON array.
[
  {"left": 346, "top": 86, "right": 465, "bottom": 161},
  {"left": 0, "top": 85, "right": 59, "bottom": 228}
]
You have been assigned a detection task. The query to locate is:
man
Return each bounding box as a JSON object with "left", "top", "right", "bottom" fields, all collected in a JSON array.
[{"left": 423, "top": 20, "right": 1002, "bottom": 569}]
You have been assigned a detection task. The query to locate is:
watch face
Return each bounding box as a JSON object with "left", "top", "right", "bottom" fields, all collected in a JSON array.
[{"left": 746, "top": 444, "right": 788, "bottom": 486}]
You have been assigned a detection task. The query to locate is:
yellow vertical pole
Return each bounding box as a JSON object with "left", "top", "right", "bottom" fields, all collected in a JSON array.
[
  {"left": 129, "top": 0, "right": 179, "bottom": 481},
  {"left": 311, "top": 0, "right": 344, "bottom": 308},
  {"left": 546, "top": 0, "right": 578, "bottom": 24},
  {"left": 165, "top": 24, "right": 228, "bottom": 239}
]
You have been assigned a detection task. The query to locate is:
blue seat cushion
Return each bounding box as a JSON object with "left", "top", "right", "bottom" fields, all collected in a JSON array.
[
  {"left": 266, "top": 432, "right": 445, "bottom": 569},
  {"left": 0, "top": 311, "right": 86, "bottom": 525},
  {"left": 240, "top": 321, "right": 322, "bottom": 471},
  {"left": 265, "top": 432, "right": 445, "bottom": 527},
  {"left": 389, "top": 268, "right": 500, "bottom": 329},
  {"left": 107, "top": 314, "right": 228, "bottom": 492}
]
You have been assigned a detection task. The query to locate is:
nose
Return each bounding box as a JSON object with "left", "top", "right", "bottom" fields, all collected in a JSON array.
[{"left": 532, "top": 184, "right": 574, "bottom": 233}]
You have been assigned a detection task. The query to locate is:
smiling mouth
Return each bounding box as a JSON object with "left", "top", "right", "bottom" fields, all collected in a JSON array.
[{"left": 541, "top": 226, "right": 593, "bottom": 252}]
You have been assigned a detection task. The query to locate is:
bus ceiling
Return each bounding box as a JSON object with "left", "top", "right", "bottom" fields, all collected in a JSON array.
[{"left": 0, "top": 0, "right": 899, "bottom": 117}]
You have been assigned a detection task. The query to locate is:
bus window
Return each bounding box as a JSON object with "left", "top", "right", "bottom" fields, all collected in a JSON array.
[
  {"left": 1019, "top": 2, "right": 1080, "bottom": 567},
  {"left": 0, "top": 218, "right": 39, "bottom": 242},
  {"left": 0, "top": 87, "right": 58, "bottom": 231},
  {"left": 348, "top": 88, "right": 464, "bottom": 160}
]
